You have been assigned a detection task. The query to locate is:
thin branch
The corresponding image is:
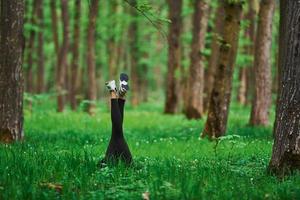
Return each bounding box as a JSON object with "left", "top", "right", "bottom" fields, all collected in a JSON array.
[{"left": 123, "top": 0, "right": 167, "bottom": 39}]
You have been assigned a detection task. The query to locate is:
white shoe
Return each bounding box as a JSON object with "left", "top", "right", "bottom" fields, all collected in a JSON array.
[
  {"left": 118, "top": 73, "right": 129, "bottom": 97},
  {"left": 105, "top": 80, "right": 117, "bottom": 92}
]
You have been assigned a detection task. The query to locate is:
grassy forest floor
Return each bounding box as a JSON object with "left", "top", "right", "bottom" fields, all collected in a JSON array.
[{"left": 1, "top": 99, "right": 300, "bottom": 199}]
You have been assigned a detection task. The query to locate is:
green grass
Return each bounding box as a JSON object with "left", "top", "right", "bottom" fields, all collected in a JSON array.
[{"left": 1, "top": 100, "right": 300, "bottom": 199}]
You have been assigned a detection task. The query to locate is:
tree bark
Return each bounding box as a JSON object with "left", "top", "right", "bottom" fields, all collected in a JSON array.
[
  {"left": 0, "top": 0, "right": 25, "bottom": 143},
  {"left": 70, "top": 0, "right": 81, "bottom": 111},
  {"left": 269, "top": 0, "right": 300, "bottom": 175},
  {"left": 56, "top": 0, "right": 70, "bottom": 112},
  {"left": 249, "top": 0, "right": 275, "bottom": 126},
  {"left": 86, "top": 0, "right": 99, "bottom": 115},
  {"left": 164, "top": 0, "right": 183, "bottom": 114},
  {"left": 184, "top": 0, "right": 210, "bottom": 119},
  {"left": 202, "top": 1, "right": 243, "bottom": 138},
  {"left": 203, "top": 5, "right": 224, "bottom": 112},
  {"left": 36, "top": 0, "right": 44, "bottom": 93}
]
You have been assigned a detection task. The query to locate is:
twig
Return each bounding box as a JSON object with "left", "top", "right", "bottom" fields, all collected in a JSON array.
[{"left": 123, "top": 0, "right": 167, "bottom": 39}]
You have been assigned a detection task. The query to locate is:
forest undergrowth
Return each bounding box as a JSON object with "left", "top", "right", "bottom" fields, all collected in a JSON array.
[{"left": 0, "top": 100, "right": 299, "bottom": 200}]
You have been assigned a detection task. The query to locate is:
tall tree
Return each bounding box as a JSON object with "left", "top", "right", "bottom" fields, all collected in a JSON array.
[
  {"left": 25, "top": 0, "right": 38, "bottom": 93},
  {"left": 86, "top": 0, "right": 99, "bottom": 115},
  {"left": 56, "top": 0, "right": 70, "bottom": 112},
  {"left": 0, "top": 0, "right": 25, "bottom": 142},
  {"left": 249, "top": 0, "right": 275, "bottom": 126},
  {"left": 50, "top": 1, "right": 59, "bottom": 56},
  {"left": 36, "top": 0, "right": 45, "bottom": 93},
  {"left": 202, "top": 1, "right": 243, "bottom": 138},
  {"left": 164, "top": 0, "right": 183, "bottom": 114},
  {"left": 128, "top": 0, "right": 140, "bottom": 107},
  {"left": 237, "top": 0, "right": 258, "bottom": 105},
  {"left": 203, "top": 5, "right": 224, "bottom": 112},
  {"left": 184, "top": 0, "right": 210, "bottom": 119},
  {"left": 108, "top": 1, "right": 118, "bottom": 80},
  {"left": 70, "top": 0, "right": 81, "bottom": 111},
  {"left": 269, "top": 0, "right": 300, "bottom": 175}
]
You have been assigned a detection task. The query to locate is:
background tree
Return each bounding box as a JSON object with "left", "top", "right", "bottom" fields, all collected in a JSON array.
[
  {"left": 164, "top": 0, "right": 183, "bottom": 114},
  {"left": 128, "top": 0, "right": 140, "bottom": 107},
  {"left": 50, "top": 1, "right": 59, "bottom": 56},
  {"left": 204, "top": 5, "right": 224, "bottom": 112},
  {"left": 237, "top": 0, "right": 258, "bottom": 105},
  {"left": 249, "top": 0, "right": 275, "bottom": 126},
  {"left": 36, "top": 0, "right": 44, "bottom": 93},
  {"left": 0, "top": 0, "right": 25, "bottom": 142},
  {"left": 25, "top": 0, "right": 38, "bottom": 94},
  {"left": 86, "top": 0, "right": 99, "bottom": 115},
  {"left": 108, "top": 1, "right": 118, "bottom": 80},
  {"left": 202, "top": 0, "right": 243, "bottom": 138},
  {"left": 184, "top": 0, "right": 210, "bottom": 119},
  {"left": 70, "top": 0, "right": 81, "bottom": 111},
  {"left": 56, "top": 0, "right": 70, "bottom": 112},
  {"left": 269, "top": 0, "right": 300, "bottom": 175}
]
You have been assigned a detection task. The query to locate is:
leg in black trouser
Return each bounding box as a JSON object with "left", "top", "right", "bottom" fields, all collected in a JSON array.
[{"left": 103, "top": 99, "right": 132, "bottom": 165}]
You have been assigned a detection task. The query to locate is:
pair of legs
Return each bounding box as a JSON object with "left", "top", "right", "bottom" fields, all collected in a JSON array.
[{"left": 101, "top": 74, "right": 132, "bottom": 165}]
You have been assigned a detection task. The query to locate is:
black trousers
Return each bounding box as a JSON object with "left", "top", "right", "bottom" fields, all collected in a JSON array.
[{"left": 104, "top": 99, "right": 132, "bottom": 164}]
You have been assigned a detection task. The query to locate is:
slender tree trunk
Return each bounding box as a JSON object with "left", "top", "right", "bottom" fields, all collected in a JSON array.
[
  {"left": 164, "top": 0, "right": 183, "bottom": 114},
  {"left": 36, "top": 0, "right": 44, "bottom": 93},
  {"left": 50, "top": 1, "right": 59, "bottom": 58},
  {"left": 237, "top": 67, "right": 247, "bottom": 105},
  {"left": 139, "top": 52, "right": 149, "bottom": 103},
  {"left": 70, "top": 0, "right": 81, "bottom": 111},
  {"left": 50, "top": 0, "right": 60, "bottom": 100},
  {"left": 203, "top": 5, "right": 224, "bottom": 112},
  {"left": 249, "top": 0, "right": 275, "bottom": 126},
  {"left": 128, "top": 0, "right": 140, "bottom": 107},
  {"left": 202, "top": 1, "right": 243, "bottom": 138},
  {"left": 56, "top": 0, "right": 70, "bottom": 112},
  {"left": 25, "top": 0, "right": 37, "bottom": 93},
  {"left": 269, "top": 0, "right": 300, "bottom": 175},
  {"left": 185, "top": 0, "right": 210, "bottom": 119},
  {"left": 237, "top": 0, "right": 258, "bottom": 105},
  {"left": 154, "top": 36, "right": 163, "bottom": 92},
  {"left": 86, "top": 0, "right": 99, "bottom": 115},
  {"left": 108, "top": 1, "right": 118, "bottom": 80},
  {"left": 0, "top": 0, "right": 25, "bottom": 143}
]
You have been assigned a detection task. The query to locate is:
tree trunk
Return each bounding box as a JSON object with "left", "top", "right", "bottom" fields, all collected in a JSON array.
[
  {"left": 56, "top": 0, "right": 70, "bottom": 112},
  {"left": 36, "top": 0, "right": 44, "bottom": 93},
  {"left": 108, "top": 1, "right": 118, "bottom": 80},
  {"left": 25, "top": 0, "right": 38, "bottom": 94},
  {"left": 203, "top": 5, "right": 224, "bottom": 112},
  {"left": 237, "top": 67, "right": 247, "bottom": 105},
  {"left": 86, "top": 0, "right": 99, "bottom": 115},
  {"left": 245, "top": 0, "right": 259, "bottom": 105},
  {"left": 202, "top": 1, "right": 243, "bottom": 138},
  {"left": 0, "top": 0, "right": 24, "bottom": 143},
  {"left": 249, "top": 0, "right": 275, "bottom": 126},
  {"left": 237, "top": 0, "right": 258, "bottom": 105},
  {"left": 269, "top": 0, "right": 300, "bottom": 175},
  {"left": 139, "top": 53, "right": 149, "bottom": 103},
  {"left": 164, "top": 0, "right": 183, "bottom": 114},
  {"left": 128, "top": 0, "right": 140, "bottom": 107},
  {"left": 184, "top": 0, "right": 210, "bottom": 119},
  {"left": 70, "top": 0, "right": 81, "bottom": 111},
  {"left": 50, "top": 1, "right": 59, "bottom": 58}
]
